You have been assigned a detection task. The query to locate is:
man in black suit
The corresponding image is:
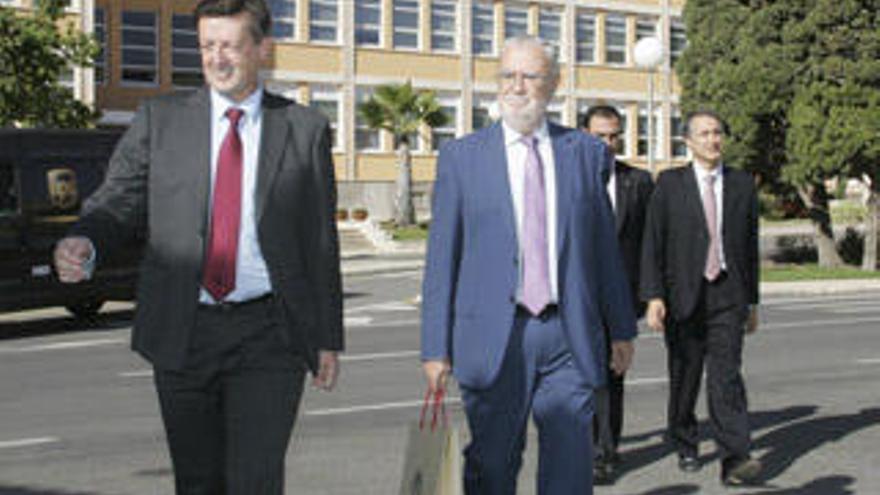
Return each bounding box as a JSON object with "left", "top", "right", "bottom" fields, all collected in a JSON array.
[
  {"left": 640, "top": 110, "right": 761, "bottom": 487},
  {"left": 53, "top": 0, "right": 342, "bottom": 492},
  {"left": 582, "top": 105, "right": 653, "bottom": 484}
]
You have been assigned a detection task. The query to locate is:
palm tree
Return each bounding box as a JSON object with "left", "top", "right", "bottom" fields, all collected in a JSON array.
[{"left": 358, "top": 81, "right": 448, "bottom": 226}]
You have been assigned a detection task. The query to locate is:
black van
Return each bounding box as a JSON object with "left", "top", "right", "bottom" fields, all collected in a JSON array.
[{"left": 0, "top": 129, "right": 140, "bottom": 317}]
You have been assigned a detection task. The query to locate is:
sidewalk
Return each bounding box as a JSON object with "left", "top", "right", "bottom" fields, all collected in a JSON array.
[{"left": 340, "top": 224, "right": 880, "bottom": 295}]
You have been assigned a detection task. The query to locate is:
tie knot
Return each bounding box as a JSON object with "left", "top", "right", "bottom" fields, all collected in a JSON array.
[
  {"left": 226, "top": 107, "right": 244, "bottom": 127},
  {"left": 521, "top": 135, "right": 538, "bottom": 150},
  {"left": 705, "top": 173, "right": 716, "bottom": 185}
]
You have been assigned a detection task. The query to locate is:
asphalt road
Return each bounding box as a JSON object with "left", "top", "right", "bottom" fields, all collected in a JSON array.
[{"left": 1, "top": 272, "right": 878, "bottom": 495}]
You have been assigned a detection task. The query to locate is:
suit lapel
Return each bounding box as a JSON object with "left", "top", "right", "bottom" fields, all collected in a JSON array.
[
  {"left": 185, "top": 89, "right": 212, "bottom": 236},
  {"left": 683, "top": 163, "right": 709, "bottom": 236},
  {"left": 254, "top": 93, "right": 290, "bottom": 222},
  {"left": 614, "top": 162, "right": 628, "bottom": 234},
  {"left": 551, "top": 124, "right": 577, "bottom": 257}
]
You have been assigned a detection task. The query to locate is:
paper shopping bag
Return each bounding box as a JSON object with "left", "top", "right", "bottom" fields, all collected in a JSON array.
[{"left": 398, "top": 390, "right": 463, "bottom": 495}]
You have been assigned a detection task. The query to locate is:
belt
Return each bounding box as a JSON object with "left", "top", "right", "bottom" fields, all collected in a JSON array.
[
  {"left": 198, "top": 293, "right": 275, "bottom": 313},
  {"left": 516, "top": 303, "right": 559, "bottom": 322}
]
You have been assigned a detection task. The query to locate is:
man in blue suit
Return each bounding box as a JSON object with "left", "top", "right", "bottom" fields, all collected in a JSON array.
[{"left": 421, "top": 35, "right": 638, "bottom": 495}]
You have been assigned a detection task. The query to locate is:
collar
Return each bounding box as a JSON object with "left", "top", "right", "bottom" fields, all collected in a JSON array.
[
  {"left": 502, "top": 119, "right": 550, "bottom": 148},
  {"left": 693, "top": 161, "right": 723, "bottom": 183},
  {"left": 211, "top": 86, "right": 264, "bottom": 125}
]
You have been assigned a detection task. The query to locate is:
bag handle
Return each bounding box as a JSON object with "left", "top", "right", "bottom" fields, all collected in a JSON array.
[{"left": 419, "top": 387, "right": 448, "bottom": 431}]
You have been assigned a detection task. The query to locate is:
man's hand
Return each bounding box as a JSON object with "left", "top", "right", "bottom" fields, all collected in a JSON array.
[
  {"left": 422, "top": 359, "right": 451, "bottom": 395},
  {"left": 646, "top": 298, "right": 666, "bottom": 332},
  {"left": 312, "top": 350, "right": 339, "bottom": 391},
  {"left": 54, "top": 236, "right": 94, "bottom": 283},
  {"left": 610, "top": 340, "right": 634, "bottom": 376},
  {"left": 745, "top": 306, "right": 759, "bottom": 335}
]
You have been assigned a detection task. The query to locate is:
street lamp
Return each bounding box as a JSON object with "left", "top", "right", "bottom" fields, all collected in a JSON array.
[{"left": 633, "top": 36, "right": 664, "bottom": 174}]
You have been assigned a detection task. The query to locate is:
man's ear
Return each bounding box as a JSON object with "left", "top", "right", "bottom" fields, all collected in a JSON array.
[{"left": 259, "top": 37, "right": 272, "bottom": 62}]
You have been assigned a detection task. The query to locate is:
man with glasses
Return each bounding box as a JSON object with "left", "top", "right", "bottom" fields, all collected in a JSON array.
[
  {"left": 422, "top": 35, "right": 636, "bottom": 494},
  {"left": 640, "top": 110, "right": 762, "bottom": 487},
  {"left": 581, "top": 105, "right": 654, "bottom": 484},
  {"left": 54, "top": 0, "right": 342, "bottom": 492}
]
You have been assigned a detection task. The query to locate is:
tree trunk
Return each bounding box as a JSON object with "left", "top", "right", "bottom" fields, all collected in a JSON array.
[
  {"left": 797, "top": 182, "right": 844, "bottom": 267},
  {"left": 394, "top": 141, "right": 415, "bottom": 226},
  {"left": 862, "top": 173, "right": 878, "bottom": 271}
]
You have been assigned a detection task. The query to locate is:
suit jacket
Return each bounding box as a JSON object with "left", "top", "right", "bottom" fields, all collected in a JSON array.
[
  {"left": 639, "top": 163, "right": 759, "bottom": 321},
  {"left": 611, "top": 160, "right": 654, "bottom": 318},
  {"left": 421, "top": 122, "right": 637, "bottom": 390},
  {"left": 71, "top": 88, "right": 343, "bottom": 372}
]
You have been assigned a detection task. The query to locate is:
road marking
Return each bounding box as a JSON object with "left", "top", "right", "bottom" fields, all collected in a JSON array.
[
  {"left": 340, "top": 350, "right": 420, "bottom": 362},
  {"left": 763, "top": 316, "right": 880, "bottom": 330},
  {"left": 305, "top": 397, "right": 462, "bottom": 417},
  {"left": 119, "top": 370, "right": 153, "bottom": 378},
  {"left": 763, "top": 294, "right": 877, "bottom": 306},
  {"left": 345, "top": 316, "right": 372, "bottom": 327},
  {"left": 826, "top": 307, "right": 880, "bottom": 315},
  {"left": 0, "top": 337, "right": 126, "bottom": 354},
  {"left": 0, "top": 437, "right": 59, "bottom": 450},
  {"left": 347, "top": 318, "right": 420, "bottom": 330},
  {"left": 627, "top": 376, "right": 668, "bottom": 386},
  {"left": 346, "top": 301, "right": 418, "bottom": 314},
  {"left": 856, "top": 358, "right": 880, "bottom": 365}
]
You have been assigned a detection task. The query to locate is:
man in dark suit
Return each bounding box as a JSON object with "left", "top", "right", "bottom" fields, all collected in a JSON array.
[
  {"left": 53, "top": 0, "right": 342, "bottom": 492},
  {"left": 421, "top": 35, "right": 637, "bottom": 495},
  {"left": 582, "top": 105, "right": 653, "bottom": 484},
  {"left": 640, "top": 110, "right": 761, "bottom": 487}
]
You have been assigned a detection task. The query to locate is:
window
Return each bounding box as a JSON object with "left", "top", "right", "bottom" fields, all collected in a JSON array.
[
  {"left": 172, "top": 14, "right": 203, "bottom": 88},
  {"left": 575, "top": 11, "right": 596, "bottom": 63},
  {"left": 393, "top": 0, "right": 419, "bottom": 49},
  {"left": 355, "top": 0, "right": 381, "bottom": 46},
  {"left": 356, "top": 89, "right": 380, "bottom": 151},
  {"left": 310, "top": 0, "right": 337, "bottom": 43},
  {"left": 504, "top": 3, "right": 528, "bottom": 40},
  {"left": 121, "top": 11, "right": 158, "bottom": 85},
  {"left": 472, "top": 1, "right": 494, "bottom": 56},
  {"left": 670, "top": 20, "right": 687, "bottom": 66},
  {"left": 638, "top": 104, "right": 663, "bottom": 158},
  {"left": 310, "top": 86, "right": 341, "bottom": 150},
  {"left": 431, "top": 0, "right": 456, "bottom": 52},
  {"left": 472, "top": 95, "right": 495, "bottom": 130},
  {"left": 94, "top": 7, "right": 107, "bottom": 85},
  {"left": 671, "top": 112, "right": 687, "bottom": 157},
  {"left": 636, "top": 17, "right": 658, "bottom": 41},
  {"left": 538, "top": 6, "right": 562, "bottom": 61},
  {"left": 604, "top": 14, "right": 627, "bottom": 65},
  {"left": 432, "top": 94, "right": 458, "bottom": 150},
  {"left": 268, "top": 0, "right": 296, "bottom": 38}
]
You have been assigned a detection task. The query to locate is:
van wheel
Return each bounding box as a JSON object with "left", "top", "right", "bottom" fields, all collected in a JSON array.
[{"left": 66, "top": 300, "right": 104, "bottom": 319}]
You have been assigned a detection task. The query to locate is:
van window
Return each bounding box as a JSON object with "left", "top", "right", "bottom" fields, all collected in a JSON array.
[{"left": 0, "top": 163, "right": 17, "bottom": 217}]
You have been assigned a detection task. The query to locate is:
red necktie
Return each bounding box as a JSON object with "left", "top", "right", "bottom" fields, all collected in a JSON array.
[{"left": 203, "top": 107, "right": 244, "bottom": 301}]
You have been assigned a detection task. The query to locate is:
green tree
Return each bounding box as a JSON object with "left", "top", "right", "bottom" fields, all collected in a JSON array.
[
  {"left": 0, "top": 0, "right": 99, "bottom": 127},
  {"left": 358, "top": 81, "right": 448, "bottom": 226},
  {"left": 677, "top": 0, "right": 879, "bottom": 269}
]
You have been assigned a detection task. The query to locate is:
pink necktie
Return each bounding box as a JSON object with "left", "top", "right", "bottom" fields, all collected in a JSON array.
[
  {"left": 702, "top": 174, "right": 721, "bottom": 281},
  {"left": 203, "top": 108, "right": 244, "bottom": 301},
  {"left": 520, "top": 136, "right": 552, "bottom": 315}
]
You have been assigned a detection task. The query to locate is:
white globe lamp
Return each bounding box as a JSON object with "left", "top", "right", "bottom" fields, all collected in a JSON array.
[{"left": 633, "top": 36, "right": 664, "bottom": 173}]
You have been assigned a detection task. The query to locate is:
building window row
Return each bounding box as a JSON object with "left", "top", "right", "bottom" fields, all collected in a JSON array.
[{"left": 121, "top": 10, "right": 157, "bottom": 85}]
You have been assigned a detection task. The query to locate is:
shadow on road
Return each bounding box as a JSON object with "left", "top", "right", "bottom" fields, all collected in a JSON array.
[
  {"left": 634, "top": 484, "right": 701, "bottom": 495},
  {"left": 738, "top": 474, "right": 856, "bottom": 495},
  {"left": 0, "top": 309, "right": 134, "bottom": 341},
  {"left": 0, "top": 486, "right": 103, "bottom": 495}
]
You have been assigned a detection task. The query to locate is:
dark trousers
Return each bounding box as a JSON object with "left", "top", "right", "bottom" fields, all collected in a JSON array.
[
  {"left": 460, "top": 308, "right": 595, "bottom": 495},
  {"left": 153, "top": 297, "right": 307, "bottom": 495},
  {"left": 664, "top": 273, "right": 751, "bottom": 463},
  {"left": 593, "top": 328, "right": 625, "bottom": 461}
]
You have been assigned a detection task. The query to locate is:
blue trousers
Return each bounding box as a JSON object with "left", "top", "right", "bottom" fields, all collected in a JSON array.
[{"left": 460, "top": 310, "right": 595, "bottom": 495}]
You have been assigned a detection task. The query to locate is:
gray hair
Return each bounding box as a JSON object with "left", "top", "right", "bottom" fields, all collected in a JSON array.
[{"left": 501, "top": 35, "right": 560, "bottom": 83}]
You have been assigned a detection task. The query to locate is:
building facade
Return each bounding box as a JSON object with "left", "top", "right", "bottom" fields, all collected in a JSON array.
[{"left": 7, "top": 0, "right": 691, "bottom": 217}]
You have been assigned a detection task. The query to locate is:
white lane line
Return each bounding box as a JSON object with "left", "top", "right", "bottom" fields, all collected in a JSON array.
[
  {"left": 340, "top": 350, "right": 420, "bottom": 362},
  {"left": 856, "top": 358, "right": 880, "bottom": 365},
  {"left": 826, "top": 307, "right": 880, "bottom": 315},
  {"left": 347, "top": 318, "right": 420, "bottom": 330},
  {"left": 763, "top": 316, "right": 880, "bottom": 330},
  {"left": 0, "top": 337, "right": 126, "bottom": 354},
  {"left": 119, "top": 370, "right": 153, "bottom": 378},
  {"left": 305, "top": 397, "right": 461, "bottom": 417},
  {"left": 627, "top": 376, "right": 667, "bottom": 386},
  {"left": 346, "top": 301, "right": 418, "bottom": 314},
  {"left": 763, "top": 295, "right": 876, "bottom": 306},
  {"left": 345, "top": 316, "right": 373, "bottom": 327},
  {"left": 776, "top": 302, "right": 880, "bottom": 311},
  {"left": 0, "top": 437, "right": 60, "bottom": 450}
]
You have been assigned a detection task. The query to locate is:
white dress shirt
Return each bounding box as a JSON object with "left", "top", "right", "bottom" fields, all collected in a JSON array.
[
  {"left": 502, "top": 120, "right": 559, "bottom": 302},
  {"left": 693, "top": 162, "right": 727, "bottom": 271},
  {"left": 606, "top": 163, "right": 617, "bottom": 213},
  {"left": 200, "top": 88, "right": 272, "bottom": 303}
]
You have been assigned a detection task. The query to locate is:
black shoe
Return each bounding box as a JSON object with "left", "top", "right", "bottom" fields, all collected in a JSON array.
[
  {"left": 677, "top": 454, "right": 701, "bottom": 473},
  {"left": 722, "top": 457, "right": 762, "bottom": 486},
  {"left": 593, "top": 460, "right": 616, "bottom": 485}
]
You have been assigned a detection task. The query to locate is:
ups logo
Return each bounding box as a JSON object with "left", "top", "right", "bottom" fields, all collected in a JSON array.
[{"left": 46, "top": 167, "right": 79, "bottom": 211}]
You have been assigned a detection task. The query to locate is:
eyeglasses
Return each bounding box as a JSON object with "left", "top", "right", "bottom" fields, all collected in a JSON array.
[
  {"left": 198, "top": 41, "right": 247, "bottom": 56},
  {"left": 690, "top": 129, "right": 725, "bottom": 140},
  {"left": 498, "top": 70, "right": 548, "bottom": 86}
]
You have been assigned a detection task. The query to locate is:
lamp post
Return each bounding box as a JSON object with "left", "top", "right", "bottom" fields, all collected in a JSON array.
[{"left": 634, "top": 36, "right": 664, "bottom": 174}]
